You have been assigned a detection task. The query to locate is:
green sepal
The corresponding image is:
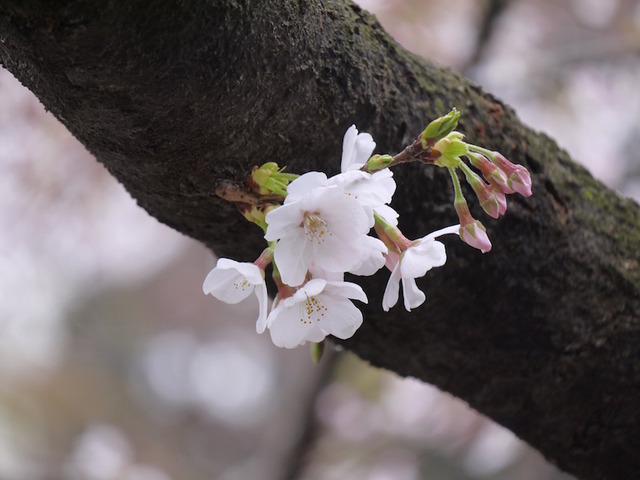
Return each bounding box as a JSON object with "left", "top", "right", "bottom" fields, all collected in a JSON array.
[{"left": 252, "top": 162, "right": 299, "bottom": 196}]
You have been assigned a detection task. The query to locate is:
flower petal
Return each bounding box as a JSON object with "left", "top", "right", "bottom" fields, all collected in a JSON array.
[
  {"left": 374, "top": 205, "right": 399, "bottom": 226},
  {"left": 318, "top": 296, "right": 363, "bottom": 339},
  {"left": 341, "top": 125, "right": 358, "bottom": 172},
  {"left": 349, "top": 235, "right": 387, "bottom": 276},
  {"left": 203, "top": 266, "right": 254, "bottom": 304},
  {"left": 323, "top": 280, "right": 368, "bottom": 304},
  {"left": 400, "top": 240, "right": 446, "bottom": 279},
  {"left": 267, "top": 304, "right": 313, "bottom": 348},
  {"left": 264, "top": 202, "right": 304, "bottom": 241},
  {"left": 353, "top": 132, "right": 376, "bottom": 168},
  {"left": 321, "top": 193, "right": 371, "bottom": 238},
  {"left": 285, "top": 171, "right": 328, "bottom": 203},
  {"left": 382, "top": 262, "right": 402, "bottom": 311},
  {"left": 401, "top": 277, "right": 426, "bottom": 311},
  {"left": 255, "top": 283, "right": 269, "bottom": 334},
  {"left": 274, "top": 229, "right": 309, "bottom": 286}
]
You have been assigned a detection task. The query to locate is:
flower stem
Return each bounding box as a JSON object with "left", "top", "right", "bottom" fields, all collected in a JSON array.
[
  {"left": 466, "top": 144, "right": 496, "bottom": 160},
  {"left": 447, "top": 166, "right": 465, "bottom": 203}
]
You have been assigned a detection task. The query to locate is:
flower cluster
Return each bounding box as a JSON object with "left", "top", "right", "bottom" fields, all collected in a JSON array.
[{"left": 203, "top": 110, "right": 532, "bottom": 351}]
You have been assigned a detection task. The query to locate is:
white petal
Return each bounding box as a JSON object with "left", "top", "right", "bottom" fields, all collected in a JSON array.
[
  {"left": 382, "top": 262, "right": 402, "bottom": 311},
  {"left": 255, "top": 283, "right": 269, "bottom": 334},
  {"left": 305, "top": 325, "right": 329, "bottom": 343},
  {"left": 267, "top": 305, "right": 312, "bottom": 348},
  {"left": 296, "top": 278, "right": 327, "bottom": 298},
  {"left": 323, "top": 280, "right": 368, "bottom": 304},
  {"left": 264, "top": 202, "right": 304, "bottom": 241},
  {"left": 274, "top": 230, "right": 309, "bottom": 287},
  {"left": 318, "top": 296, "right": 363, "bottom": 339},
  {"left": 285, "top": 172, "right": 328, "bottom": 203},
  {"left": 400, "top": 240, "right": 446, "bottom": 279},
  {"left": 341, "top": 125, "right": 358, "bottom": 172},
  {"left": 349, "top": 235, "right": 387, "bottom": 276},
  {"left": 401, "top": 277, "right": 426, "bottom": 311},
  {"left": 354, "top": 132, "right": 376, "bottom": 167},
  {"left": 202, "top": 267, "right": 254, "bottom": 304},
  {"left": 220, "top": 258, "right": 264, "bottom": 284},
  {"left": 321, "top": 194, "right": 371, "bottom": 237},
  {"left": 374, "top": 205, "right": 399, "bottom": 226},
  {"left": 311, "top": 232, "right": 362, "bottom": 274},
  {"left": 309, "top": 263, "right": 344, "bottom": 281},
  {"left": 423, "top": 224, "right": 461, "bottom": 241}
]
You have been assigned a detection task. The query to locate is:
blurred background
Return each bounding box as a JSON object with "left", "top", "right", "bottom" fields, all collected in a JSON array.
[{"left": 1, "top": 0, "right": 639, "bottom": 478}]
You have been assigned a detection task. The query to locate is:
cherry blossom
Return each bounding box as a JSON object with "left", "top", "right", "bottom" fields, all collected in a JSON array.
[
  {"left": 382, "top": 225, "right": 459, "bottom": 312},
  {"left": 264, "top": 173, "right": 372, "bottom": 286},
  {"left": 202, "top": 258, "right": 269, "bottom": 333},
  {"left": 266, "top": 278, "right": 367, "bottom": 348}
]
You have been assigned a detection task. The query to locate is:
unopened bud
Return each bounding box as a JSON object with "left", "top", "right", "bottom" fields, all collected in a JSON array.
[
  {"left": 492, "top": 153, "right": 532, "bottom": 197},
  {"left": 365, "top": 154, "right": 394, "bottom": 172},
  {"left": 454, "top": 199, "right": 492, "bottom": 253},
  {"left": 493, "top": 186, "right": 508, "bottom": 216},
  {"left": 420, "top": 108, "right": 461, "bottom": 146},
  {"left": 468, "top": 153, "right": 514, "bottom": 194},
  {"left": 462, "top": 166, "right": 503, "bottom": 219},
  {"left": 460, "top": 220, "right": 492, "bottom": 254}
]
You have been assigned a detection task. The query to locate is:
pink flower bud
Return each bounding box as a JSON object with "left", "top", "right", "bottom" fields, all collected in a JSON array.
[
  {"left": 492, "top": 186, "right": 507, "bottom": 216},
  {"left": 489, "top": 168, "right": 515, "bottom": 194},
  {"left": 509, "top": 166, "right": 533, "bottom": 197},
  {"left": 477, "top": 185, "right": 501, "bottom": 219},
  {"left": 463, "top": 167, "right": 503, "bottom": 219},
  {"left": 459, "top": 221, "right": 492, "bottom": 253},
  {"left": 454, "top": 200, "right": 492, "bottom": 253},
  {"left": 469, "top": 153, "right": 515, "bottom": 194},
  {"left": 492, "top": 153, "right": 532, "bottom": 197}
]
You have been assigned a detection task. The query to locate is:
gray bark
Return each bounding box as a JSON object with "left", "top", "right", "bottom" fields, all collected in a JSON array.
[{"left": 1, "top": 2, "right": 638, "bottom": 479}]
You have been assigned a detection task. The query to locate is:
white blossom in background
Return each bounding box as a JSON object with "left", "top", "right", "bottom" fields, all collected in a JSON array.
[
  {"left": 382, "top": 225, "right": 459, "bottom": 312},
  {"left": 266, "top": 278, "right": 367, "bottom": 348},
  {"left": 202, "top": 258, "right": 268, "bottom": 333}
]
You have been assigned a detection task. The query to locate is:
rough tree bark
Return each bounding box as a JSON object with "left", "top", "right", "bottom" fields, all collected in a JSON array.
[{"left": 1, "top": 2, "right": 638, "bottom": 479}]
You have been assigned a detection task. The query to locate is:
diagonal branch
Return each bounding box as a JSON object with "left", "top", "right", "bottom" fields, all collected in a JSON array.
[{"left": 1, "top": 2, "right": 638, "bottom": 479}]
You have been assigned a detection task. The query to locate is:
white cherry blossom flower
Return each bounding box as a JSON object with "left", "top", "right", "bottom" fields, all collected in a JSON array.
[
  {"left": 266, "top": 278, "right": 367, "bottom": 348},
  {"left": 203, "top": 258, "right": 269, "bottom": 333},
  {"left": 382, "top": 225, "right": 459, "bottom": 312},
  {"left": 264, "top": 172, "right": 372, "bottom": 286}
]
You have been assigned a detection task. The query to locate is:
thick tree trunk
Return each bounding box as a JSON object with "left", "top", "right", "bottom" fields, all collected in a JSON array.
[{"left": 1, "top": 2, "right": 638, "bottom": 478}]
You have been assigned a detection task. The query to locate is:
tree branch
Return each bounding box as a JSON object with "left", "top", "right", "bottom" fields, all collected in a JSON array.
[{"left": 1, "top": 2, "right": 638, "bottom": 478}]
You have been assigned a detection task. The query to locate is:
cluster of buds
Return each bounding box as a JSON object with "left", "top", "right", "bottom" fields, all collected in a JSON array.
[
  {"left": 204, "top": 110, "right": 533, "bottom": 353},
  {"left": 424, "top": 109, "right": 532, "bottom": 253}
]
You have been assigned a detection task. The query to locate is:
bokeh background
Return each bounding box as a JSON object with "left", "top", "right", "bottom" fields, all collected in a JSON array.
[{"left": 1, "top": 1, "right": 639, "bottom": 478}]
